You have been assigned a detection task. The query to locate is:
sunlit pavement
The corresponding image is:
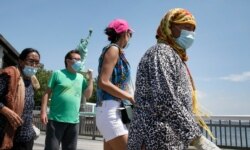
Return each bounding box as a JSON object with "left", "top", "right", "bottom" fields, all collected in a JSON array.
[
  {"left": 34, "top": 132, "right": 232, "bottom": 150},
  {"left": 33, "top": 132, "right": 103, "bottom": 150}
]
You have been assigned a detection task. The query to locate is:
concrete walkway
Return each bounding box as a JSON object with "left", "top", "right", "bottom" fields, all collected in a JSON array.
[
  {"left": 33, "top": 132, "right": 103, "bottom": 150},
  {"left": 34, "top": 132, "right": 231, "bottom": 150}
]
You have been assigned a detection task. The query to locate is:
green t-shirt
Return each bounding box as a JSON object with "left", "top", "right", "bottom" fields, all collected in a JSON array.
[{"left": 48, "top": 69, "right": 87, "bottom": 123}]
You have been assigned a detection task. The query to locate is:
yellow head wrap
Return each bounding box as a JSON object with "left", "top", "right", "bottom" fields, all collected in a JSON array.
[
  {"left": 156, "top": 8, "right": 196, "bottom": 61},
  {"left": 157, "top": 8, "right": 215, "bottom": 139}
]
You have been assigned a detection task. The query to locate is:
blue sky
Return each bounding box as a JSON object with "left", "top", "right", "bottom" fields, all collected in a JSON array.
[{"left": 1, "top": 1, "right": 250, "bottom": 115}]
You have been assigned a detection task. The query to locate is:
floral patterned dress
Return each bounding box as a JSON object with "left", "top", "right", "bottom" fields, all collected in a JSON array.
[{"left": 128, "top": 43, "right": 202, "bottom": 150}]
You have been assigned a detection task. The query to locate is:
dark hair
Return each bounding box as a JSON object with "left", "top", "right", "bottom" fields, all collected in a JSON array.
[
  {"left": 104, "top": 28, "right": 122, "bottom": 43},
  {"left": 64, "top": 50, "right": 80, "bottom": 68},
  {"left": 19, "top": 48, "right": 40, "bottom": 60}
]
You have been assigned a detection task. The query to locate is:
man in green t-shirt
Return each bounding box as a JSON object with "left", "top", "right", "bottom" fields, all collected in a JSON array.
[{"left": 40, "top": 50, "right": 93, "bottom": 150}]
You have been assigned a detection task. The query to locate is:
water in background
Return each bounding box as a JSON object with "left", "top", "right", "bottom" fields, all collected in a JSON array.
[{"left": 202, "top": 120, "right": 250, "bottom": 148}]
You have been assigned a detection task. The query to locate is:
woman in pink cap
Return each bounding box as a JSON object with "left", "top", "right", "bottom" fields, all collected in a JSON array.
[{"left": 96, "top": 19, "right": 135, "bottom": 150}]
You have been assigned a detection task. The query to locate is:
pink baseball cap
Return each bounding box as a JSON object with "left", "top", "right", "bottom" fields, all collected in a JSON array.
[{"left": 108, "top": 19, "right": 134, "bottom": 34}]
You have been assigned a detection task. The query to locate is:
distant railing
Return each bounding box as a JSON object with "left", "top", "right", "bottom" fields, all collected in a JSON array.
[
  {"left": 33, "top": 105, "right": 250, "bottom": 149},
  {"left": 33, "top": 103, "right": 101, "bottom": 140},
  {"left": 78, "top": 103, "right": 101, "bottom": 140},
  {"left": 201, "top": 115, "right": 250, "bottom": 149}
]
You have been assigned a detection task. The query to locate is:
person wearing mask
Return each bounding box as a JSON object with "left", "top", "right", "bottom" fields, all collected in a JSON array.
[
  {"left": 40, "top": 50, "right": 93, "bottom": 150},
  {"left": 128, "top": 8, "right": 220, "bottom": 150},
  {"left": 96, "top": 19, "right": 135, "bottom": 150},
  {"left": 0, "top": 48, "right": 41, "bottom": 150}
]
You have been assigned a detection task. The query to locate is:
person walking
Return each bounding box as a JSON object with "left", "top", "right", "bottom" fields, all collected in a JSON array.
[
  {"left": 96, "top": 19, "right": 135, "bottom": 150},
  {"left": 40, "top": 50, "right": 93, "bottom": 150},
  {"left": 128, "top": 8, "right": 220, "bottom": 150},
  {"left": 0, "top": 48, "right": 41, "bottom": 150}
]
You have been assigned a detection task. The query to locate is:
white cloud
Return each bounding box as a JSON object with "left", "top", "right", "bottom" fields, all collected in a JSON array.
[{"left": 220, "top": 71, "right": 250, "bottom": 82}]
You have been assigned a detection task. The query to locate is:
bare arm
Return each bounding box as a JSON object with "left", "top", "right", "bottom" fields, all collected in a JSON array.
[
  {"left": 98, "top": 46, "right": 134, "bottom": 103},
  {"left": 84, "top": 70, "right": 94, "bottom": 100},
  {"left": 40, "top": 88, "right": 52, "bottom": 124}
]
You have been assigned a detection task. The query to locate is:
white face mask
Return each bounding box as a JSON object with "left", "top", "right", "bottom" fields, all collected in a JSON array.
[
  {"left": 22, "top": 65, "right": 38, "bottom": 77},
  {"left": 71, "top": 60, "right": 83, "bottom": 72},
  {"left": 176, "top": 30, "right": 195, "bottom": 49}
]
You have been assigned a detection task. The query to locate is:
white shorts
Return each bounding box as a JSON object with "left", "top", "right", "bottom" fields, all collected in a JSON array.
[{"left": 96, "top": 100, "right": 128, "bottom": 141}]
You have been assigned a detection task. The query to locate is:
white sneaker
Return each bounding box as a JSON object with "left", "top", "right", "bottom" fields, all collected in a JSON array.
[
  {"left": 32, "top": 125, "right": 40, "bottom": 140},
  {"left": 193, "top": 136, "right": 221, "bottom": 150}
]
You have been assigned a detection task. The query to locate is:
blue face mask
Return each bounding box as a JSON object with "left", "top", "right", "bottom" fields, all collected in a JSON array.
[
  {"left": 22, "top": 65, "right": 38, "bottom": 77},
  {"left": 72, "top": 60, "right": 83, "bottom": 72},
  {"left": 176, "top": 30, "right": 195, "bottom": 49}
]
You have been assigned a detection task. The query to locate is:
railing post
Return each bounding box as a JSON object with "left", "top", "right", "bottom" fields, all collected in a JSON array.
[
  {"left": 219, "top": 120, "right": 222, "bottom": 146},
  {"left": 229, "top": 120, "right": 232, "bottom": 146},
  {"left": 239, "top": 120, "right": 243, "bottom": 148},
  {"left": 92, "top": 116, "right": 96, "bottom": 140},
  {"left": 235, "top": 125, "right": 237, "bottom": 147},
  {"left": 224, "top": 121, "right": 227, "bottom": 146},
  {"left": 245, "top": 124, "right": 248, "bottom": 147}
]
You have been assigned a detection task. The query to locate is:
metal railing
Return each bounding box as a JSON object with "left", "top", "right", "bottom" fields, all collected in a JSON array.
[
  {"left": 201, "top": 115, "right": 250, "bottom": 149},
  {"left": 33, "top": 105, "right": 250, "bottom": 149},
  {"left": 32, "top": 111, "right": 101, "bottom": 140},
  {"left": 33, "top": 103, "right": 101, "bottom": 140}
]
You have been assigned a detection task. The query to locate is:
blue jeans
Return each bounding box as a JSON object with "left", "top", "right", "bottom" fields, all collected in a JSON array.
[{"left": 44, "top": 120, "right": 79, "bottom": 150}]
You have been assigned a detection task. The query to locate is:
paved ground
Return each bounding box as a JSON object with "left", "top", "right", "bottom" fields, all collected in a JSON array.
[
  {"left": 34, "top": 132, "right": 231, "bottom": 150},
  {"left": 33, "top": 132, "right": 103, "bottom": 150}
]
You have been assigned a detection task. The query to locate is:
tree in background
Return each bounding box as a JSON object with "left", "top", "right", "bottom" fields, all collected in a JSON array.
[
  {"left": 87, "top": 78, "right": 97, "bottom": 103},
  {"left": 34, "top": 67, "right": 52, "bottom": 108}
]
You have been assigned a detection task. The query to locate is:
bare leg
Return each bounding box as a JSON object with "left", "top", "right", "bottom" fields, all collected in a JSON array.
[
  {"left": 104, "top": 140, "right": 113, "bottom": 150},
  {"left": 107, "top": 134, "right": 128, "bottom": 150}
]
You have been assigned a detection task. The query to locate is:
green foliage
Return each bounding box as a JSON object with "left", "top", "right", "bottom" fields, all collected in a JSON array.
[
  {"left": 88, "top": 78, "right": 97, "bottom": 103},
  {"left": 34, "top": 68, "right": 52, "bottom": 107}
]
